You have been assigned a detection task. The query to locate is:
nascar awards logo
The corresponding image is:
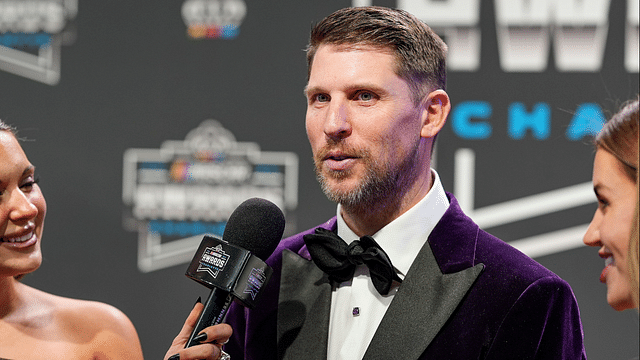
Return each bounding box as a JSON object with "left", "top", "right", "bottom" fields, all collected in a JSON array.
[
  {"left": 182, "top": 0, "right": 246, "bottom": 39},
  {"left": 0, "top": 0, "right": 78, "bottom": 84},
  {"left": 197, "top": 245, "right": 230, "bottom": 278},
  {"left": 122, "top": 119, "right": 298, "bottom": 272}
]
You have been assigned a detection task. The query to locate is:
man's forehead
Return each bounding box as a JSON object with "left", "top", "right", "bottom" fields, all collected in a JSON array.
[
  {"left": 309, "top": 43, "right": 398, "bottom": 74},
  {"left": 309, "top": 43, "right": 400, "bottom": 76},
  {"left": 317, "top": 42, "right": 395, "bottom": 56},
  {"left": 306, "top": 44, "right": 402, "bottom": 89}
]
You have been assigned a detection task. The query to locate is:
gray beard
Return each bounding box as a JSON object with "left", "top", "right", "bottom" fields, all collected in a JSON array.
[
  {"left": 317, "top": 159, "right": 395, "bottom": 212},
  {"left": 314, "top": 142, "right": 421, "bottom": 215}
]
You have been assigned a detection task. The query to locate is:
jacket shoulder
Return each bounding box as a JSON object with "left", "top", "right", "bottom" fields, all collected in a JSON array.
[{"left": 265, "top": 217, "right": 337, "bottom": 268}]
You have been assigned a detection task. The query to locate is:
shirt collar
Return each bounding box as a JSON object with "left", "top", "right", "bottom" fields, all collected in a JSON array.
[{"left": 336, "top": 169, "right": 450, "bottom": 276}]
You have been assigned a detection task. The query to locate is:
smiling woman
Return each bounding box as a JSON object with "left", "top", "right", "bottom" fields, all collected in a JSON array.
[
  {"left": 0, "top": 120, "right": 146, "bottom": 359},
  {"left": 583, "top": 98, "right": 639, "bottom": 312},
  {"left": 0, "top": 120, "right": 232, "bottom": 360}
]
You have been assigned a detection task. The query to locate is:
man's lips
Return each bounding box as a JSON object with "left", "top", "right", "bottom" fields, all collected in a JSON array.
[
  {"left": 323, "top": 150, "right": 355, "bottom": 160},
  {"left": 323, "top": 152, "right": 358, "bottom": 171}
]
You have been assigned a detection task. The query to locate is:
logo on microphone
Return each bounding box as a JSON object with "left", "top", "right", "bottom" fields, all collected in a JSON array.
[
  {"left": 197, "top": 245, "right": 230, "bottom": 278},
  {"left": 243, "top": 267, "right": 267, "bottom": 300}
]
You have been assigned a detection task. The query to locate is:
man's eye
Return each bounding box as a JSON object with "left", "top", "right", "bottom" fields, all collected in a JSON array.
[
  {"left": 316, "top": 94, "right": 329, "bottom": 102},
  {"left": 357, "top": 92, "right": 374, "bottom": 101}
]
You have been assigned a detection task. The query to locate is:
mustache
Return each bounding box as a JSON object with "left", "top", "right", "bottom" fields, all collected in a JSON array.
[{"left": 314, "top": 141, "right": 369, "bottom": 162}]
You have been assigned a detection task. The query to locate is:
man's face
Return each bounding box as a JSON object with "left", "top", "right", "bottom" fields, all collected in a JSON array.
[{"left": 304, "top": 44, "right": 427, "bottom": 209}]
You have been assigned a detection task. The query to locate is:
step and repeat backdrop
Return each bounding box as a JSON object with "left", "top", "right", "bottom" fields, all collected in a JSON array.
[{"left": 1, "top": 0, "right": 638, "bottom": 358}]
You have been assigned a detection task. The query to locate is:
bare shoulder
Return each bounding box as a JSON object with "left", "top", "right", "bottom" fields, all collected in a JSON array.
[
  {"left": 18, "top": 283, "right": 133, "bottom": 325},
  {"left": 3, "top": 284, "right": 144, "bottom": 360},
  {"left": 56, "top": 296, "right": 133, "bottom": 331},
  {"left": 49, "top": 292, "right": 145, "bottom": 359}
]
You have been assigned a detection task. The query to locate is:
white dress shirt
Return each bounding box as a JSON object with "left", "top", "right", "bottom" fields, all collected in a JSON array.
[{"left": 326, "top": 169, "right": 450, "bottom": 360}]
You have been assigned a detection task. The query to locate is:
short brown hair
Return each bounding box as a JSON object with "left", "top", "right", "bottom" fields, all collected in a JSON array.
[{"left": 306, "top": 6, "right": 447, "bottom": 105}]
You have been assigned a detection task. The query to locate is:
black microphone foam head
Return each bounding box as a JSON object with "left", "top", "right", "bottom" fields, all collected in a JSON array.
[{"left": 223, "top": 197, "right": 285, "bottom": 261}]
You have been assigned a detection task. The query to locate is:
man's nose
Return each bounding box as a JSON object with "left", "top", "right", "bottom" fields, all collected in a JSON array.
[{"left": 324, "top": 98, "right": 351, "bottom": 140}]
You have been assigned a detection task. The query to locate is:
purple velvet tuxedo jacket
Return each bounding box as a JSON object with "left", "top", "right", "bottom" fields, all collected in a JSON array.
[{"left": 224, "top": 193, "right": 587, "bottom": 360}]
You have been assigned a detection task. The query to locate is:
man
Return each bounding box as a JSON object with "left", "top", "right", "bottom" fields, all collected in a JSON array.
[{"left": 224, "top": 6, "right": 586, "bottom": 360}]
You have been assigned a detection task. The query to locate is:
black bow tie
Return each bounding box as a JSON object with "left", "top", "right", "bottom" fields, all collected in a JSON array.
[{"left": 303, "top": 227, "right": 402, "bottom": 295}]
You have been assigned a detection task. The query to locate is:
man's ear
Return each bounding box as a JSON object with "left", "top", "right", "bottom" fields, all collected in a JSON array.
[{"left": 420, "top": 89, "right": 450, "bottom": 138}]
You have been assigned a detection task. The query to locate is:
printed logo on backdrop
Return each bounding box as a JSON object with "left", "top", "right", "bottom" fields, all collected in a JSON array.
[
  {"left": 182, "top": 0, "right": 246, "bottom": 39},
  {"left": 122, "top": 119, "right": 298, "bottom": 272},
  {"left": 396, "top": 0, "right": 639, "bottom": 73},
  {"left": 0, "top": 0, "right": 78, "bottom": 85},
  {"left": 356, "top": 0, "right": 639, "bottom": 259}
]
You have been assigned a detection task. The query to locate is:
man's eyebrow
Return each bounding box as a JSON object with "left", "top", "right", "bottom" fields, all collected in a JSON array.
[
  {"left": 304, "top": 83, "right": 388, "bottom": 96},
  {"left": 303, "top": 85, "right": 322, "bottom": 96},
  {"left": 345, "top": 83, "right": 387, "bottom": 94}
]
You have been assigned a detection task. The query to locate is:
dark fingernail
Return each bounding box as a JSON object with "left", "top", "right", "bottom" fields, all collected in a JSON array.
[
  {"left": 194, "top": 296, "right": 202, "bottom": 305},
  {"left": 168, "top": 354, "right": 180, "bottom": 360},
  {"left": 193, "top": 332, "right": 208, "bottom": 343}
]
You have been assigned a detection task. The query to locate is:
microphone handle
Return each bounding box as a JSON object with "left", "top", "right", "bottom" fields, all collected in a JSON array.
[{"left": 185, "top": 287, "right": 234, "bottom": 348}]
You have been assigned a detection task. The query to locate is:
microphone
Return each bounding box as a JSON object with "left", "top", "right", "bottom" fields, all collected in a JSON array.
[{"left": 184, "top": 197, "right": 285, "bottom": 347}]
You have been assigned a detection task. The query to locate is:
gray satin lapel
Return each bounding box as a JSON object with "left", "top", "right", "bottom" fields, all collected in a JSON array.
[
  {"left": 277, "top": 249, "right": 332, "bottom": 360},
  {"left": 363, "top": 242, "right": 484, "bottom": 360}
]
